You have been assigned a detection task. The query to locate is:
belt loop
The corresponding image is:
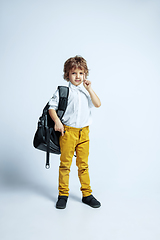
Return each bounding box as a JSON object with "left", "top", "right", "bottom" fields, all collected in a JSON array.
[{"left": 79, "top": 128, "right": 82, "bottom": 139}]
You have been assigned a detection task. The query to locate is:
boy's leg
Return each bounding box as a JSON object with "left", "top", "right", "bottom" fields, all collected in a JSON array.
[
  {"left": 59, "top": 128, "right": 76, "bottom": 196},
  {"left": 76, "top": 127, "right": 92, "bottom": 197}
]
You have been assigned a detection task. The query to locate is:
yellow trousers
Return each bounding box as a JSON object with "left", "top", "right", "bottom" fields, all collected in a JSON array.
[{"left": 59, "top": 125, "right": 92, "bottom": 197}]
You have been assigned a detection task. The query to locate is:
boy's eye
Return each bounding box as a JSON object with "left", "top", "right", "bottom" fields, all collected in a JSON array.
[{"left": 71, "top": 72, "right": 84, "bottom": 75}]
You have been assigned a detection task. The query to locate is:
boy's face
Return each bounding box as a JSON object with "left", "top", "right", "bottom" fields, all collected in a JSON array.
[{"left": 68, "top": 67, "right": 85, "bottom": 86}]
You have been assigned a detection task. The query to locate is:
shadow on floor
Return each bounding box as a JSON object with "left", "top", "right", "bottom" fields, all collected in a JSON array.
[{"left": 0, "top": 156, "right": 57, "bottom": 202}]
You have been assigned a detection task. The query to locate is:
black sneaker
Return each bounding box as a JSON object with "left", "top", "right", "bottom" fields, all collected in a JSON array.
[
  {"left": 82, "top": 195, "right": 101, "bottom": 208},
  {"left": 56, "top": 196, "right": 68, "bottom": 209}
]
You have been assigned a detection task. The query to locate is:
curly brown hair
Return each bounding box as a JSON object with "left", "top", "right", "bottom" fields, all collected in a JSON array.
[{"left": 63, "top": 55, "right": 89, "bottom": 81}]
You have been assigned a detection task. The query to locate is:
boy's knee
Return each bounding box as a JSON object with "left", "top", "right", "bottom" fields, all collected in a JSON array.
[{"left": 78, "top": 166, "right": 89, "bottom": 174}]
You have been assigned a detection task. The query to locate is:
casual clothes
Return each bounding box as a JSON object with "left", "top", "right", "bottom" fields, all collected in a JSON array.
[
  {"left": 49, "top": 82, "right": 93, "bottom": 197},
  {"left": 59, "top": 125, "right": 92, "bottom": 197}
]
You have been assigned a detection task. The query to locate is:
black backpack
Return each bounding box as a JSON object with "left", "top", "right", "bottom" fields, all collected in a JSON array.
[{"left": 33, "top": 86, "right": 69, "bottom": 169}]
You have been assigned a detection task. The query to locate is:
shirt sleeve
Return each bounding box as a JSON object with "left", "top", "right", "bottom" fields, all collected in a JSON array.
[
  {"left": 88, "top": 96, "right": 94, "bottom": 108},
  {"left": 48, "top": 89, "right": 59, "bottom": 111}
]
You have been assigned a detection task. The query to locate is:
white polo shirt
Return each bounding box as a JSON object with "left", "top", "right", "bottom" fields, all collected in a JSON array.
[{"left": 48, "top": 82, "right": 93, "bottom": 128}]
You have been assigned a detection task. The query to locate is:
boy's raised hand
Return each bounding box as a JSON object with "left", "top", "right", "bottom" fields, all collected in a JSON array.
[
  {"left": 82, "top": 73, "right": 101, "bottom": 108},
  {"left": 83, "top": 73, "right": 91, "bottom": 91}
]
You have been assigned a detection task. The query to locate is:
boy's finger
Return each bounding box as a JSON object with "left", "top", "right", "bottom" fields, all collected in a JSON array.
[
  {"left": 85, "top": 80, "right": 89, "bottom": 85},
  {"left": 61, "top": 127, "right": 64, "bottom": 136}
]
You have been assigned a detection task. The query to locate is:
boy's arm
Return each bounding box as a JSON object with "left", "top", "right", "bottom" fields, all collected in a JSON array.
[
  {"left": 83, "top": 79, "right": 101, "bottom": 108},
  {"left": 48, "top": 109, "right": 64, "bottom": 136}
]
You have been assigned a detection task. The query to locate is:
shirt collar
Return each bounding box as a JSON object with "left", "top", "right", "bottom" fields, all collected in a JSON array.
[
  {"left": 69, "top": 81, "right": 83, "bottom": 91},
  {"left": 68, "top": 81, "right": 89, "bottom": 98}
]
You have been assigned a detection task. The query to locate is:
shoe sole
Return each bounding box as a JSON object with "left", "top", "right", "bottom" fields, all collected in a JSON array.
[
  {"left": 82, "top": 201, "right": 101, "bottom": 208},
  {"left": 56, "top": 205, "right": 66, "bottom": 209}
]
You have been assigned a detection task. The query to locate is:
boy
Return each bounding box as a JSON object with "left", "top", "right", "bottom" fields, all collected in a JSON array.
[{"left": 48, "top": 55, "right": 101, "bottom": 209}]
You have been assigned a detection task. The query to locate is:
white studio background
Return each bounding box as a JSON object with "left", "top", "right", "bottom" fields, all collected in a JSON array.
[{"left": 0, "top": 0, "right": 160, "bottom": 240}]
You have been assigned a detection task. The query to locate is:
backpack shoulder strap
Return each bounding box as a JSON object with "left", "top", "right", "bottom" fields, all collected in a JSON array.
[
  {"left": 57, "top": 86, "right": 69, "bottom": 120},
  {"left": 45, "top": 86, "right": 69, "bottom": 169}
]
